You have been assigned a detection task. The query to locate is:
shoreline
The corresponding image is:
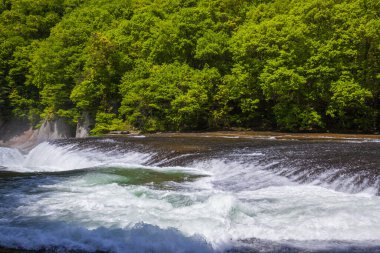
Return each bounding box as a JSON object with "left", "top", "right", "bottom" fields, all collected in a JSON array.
[
  {"left": 107, "top": 130, "right": 380, "bottom": 141},
  {"left": 1, "top": 130, "right": 380, "bottom": 151}
]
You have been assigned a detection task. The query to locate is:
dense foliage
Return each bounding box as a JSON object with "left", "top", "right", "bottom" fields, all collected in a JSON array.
[{"left": 1, "top": 0, "right": 379, "bottom": 133}]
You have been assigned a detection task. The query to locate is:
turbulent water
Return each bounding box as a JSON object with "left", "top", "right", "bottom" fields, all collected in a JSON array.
[{"left": 1, "top": 136, "right": 380, "bottom": 253}]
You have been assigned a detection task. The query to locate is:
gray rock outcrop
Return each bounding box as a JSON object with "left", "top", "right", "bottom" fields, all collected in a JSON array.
[
  {"left": 34, "top": 118, "right": 75, "bottom": 142},
  {"left": 76, "top": 112, "right": 94, "bottom": 138},
  {"left": 0, "top": 118, "right": 75, "bottom": 150}
]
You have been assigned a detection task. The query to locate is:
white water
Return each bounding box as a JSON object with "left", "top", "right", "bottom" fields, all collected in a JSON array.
[
  {"left": 0, "top": 147, "right": 24, "bottom": 168},
  {"left": 1, "top": 141, "right": 380, "bottom": 252},
  {"left": 0, "top": 142, "right": 152, "bottom": 172}
]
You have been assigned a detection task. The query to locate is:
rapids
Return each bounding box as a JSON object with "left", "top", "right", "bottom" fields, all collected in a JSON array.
[{"left": 0, "top": 136, "right": 380, "bottom": 253}]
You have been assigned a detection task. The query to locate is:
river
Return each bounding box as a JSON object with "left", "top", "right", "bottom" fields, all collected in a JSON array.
[{"left": 0, "top": 135, "right": 380, "bottom": 252}]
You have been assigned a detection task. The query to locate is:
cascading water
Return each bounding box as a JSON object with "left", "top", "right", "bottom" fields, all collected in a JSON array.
[{"left": 0, "top": 136, "right": 380, "bottom": 253}]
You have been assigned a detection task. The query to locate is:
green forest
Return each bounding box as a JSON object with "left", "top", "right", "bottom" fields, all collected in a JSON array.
[{"left": 1, "top": 0, "right": 379, "bottom": 133}]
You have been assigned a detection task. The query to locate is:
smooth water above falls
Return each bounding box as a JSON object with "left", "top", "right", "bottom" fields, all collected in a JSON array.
[{"left": 1, "top": 136, "right": 380, "bottom": 253}]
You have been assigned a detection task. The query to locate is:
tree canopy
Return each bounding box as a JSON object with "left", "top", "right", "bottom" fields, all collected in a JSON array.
[{"left": 1, "top": 0, "right": 379, "bottom": 133}]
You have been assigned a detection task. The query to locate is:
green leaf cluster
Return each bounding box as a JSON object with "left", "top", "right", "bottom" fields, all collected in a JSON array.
[{"left": 1, "top": 0, "right": 379, "bottom": 132}]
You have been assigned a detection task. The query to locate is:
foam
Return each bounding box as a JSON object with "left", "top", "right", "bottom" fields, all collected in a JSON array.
[
  {"left": 0, "top": 147, "right": 24, "bottom": 169},
  {"left": 1, "top": 139, "right": 380, "bottom": 252},
  {"left": 6, "top": 177, "right": 380, "bottom": 251},
  {"left": 189, "top": 158, "right": 293, "bottom": 191},
  {"left": 1, "top": 142, "right": 152, "bottom": 172}
]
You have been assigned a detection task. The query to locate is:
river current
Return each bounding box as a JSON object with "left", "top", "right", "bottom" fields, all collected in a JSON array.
[{"left": 0, "top": 135, "right": 380, "bottom": 253}]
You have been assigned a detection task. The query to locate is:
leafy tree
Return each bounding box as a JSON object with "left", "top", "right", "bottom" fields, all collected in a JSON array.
[
  {"left": 327, "top": 73, "right": 373, "bottom": 129},
  {"left": 0, "top": 0, "right": 65, "bottom": 121},
  {"left": 1, "top": 0, "right": 379, "bottom": 133},
  {"left": 119, "top": 62, "right": 220, "bottom": 131}
]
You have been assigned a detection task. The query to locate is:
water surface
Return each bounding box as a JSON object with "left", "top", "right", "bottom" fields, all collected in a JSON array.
[{"left": 1, "top": 136, "right": 380, "bottom": 252}]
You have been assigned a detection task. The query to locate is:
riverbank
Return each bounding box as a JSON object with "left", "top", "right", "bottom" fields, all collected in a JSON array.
[
  {"left": 108, "top": 130, "right": 380, "bottom": 141},
  {"left": 2, "top": 128, "right": 379, "bottom": 152}
]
